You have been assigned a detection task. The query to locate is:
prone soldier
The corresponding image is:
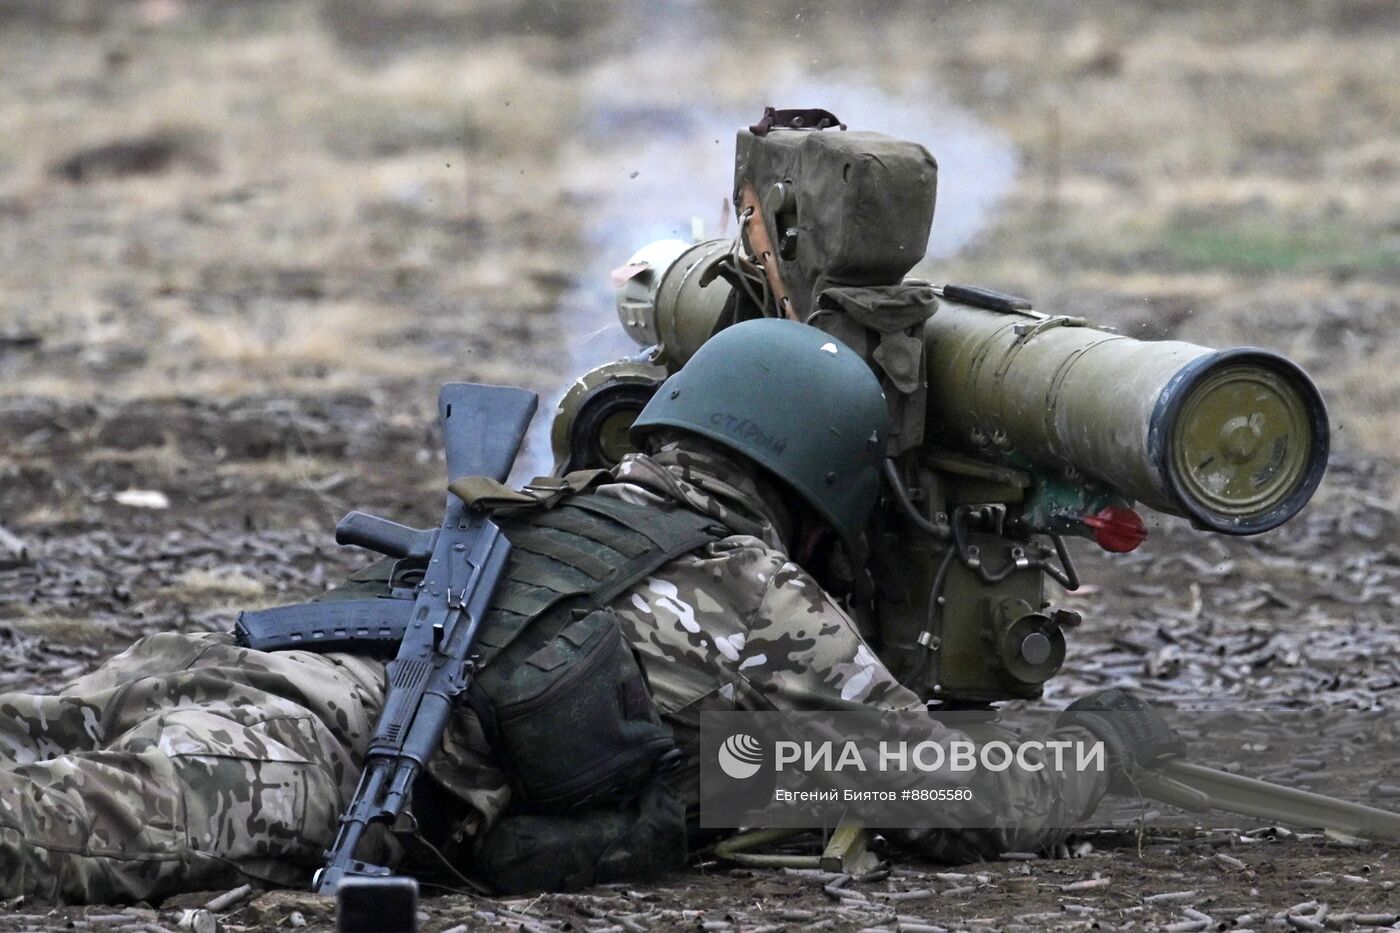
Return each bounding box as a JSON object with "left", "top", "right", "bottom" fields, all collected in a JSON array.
[
  {"left": 2, "top": 108, "right": 1342, "bottom": 903},
  {"left": 0, "top": 319, "right": 1176, "bottom": 902}
]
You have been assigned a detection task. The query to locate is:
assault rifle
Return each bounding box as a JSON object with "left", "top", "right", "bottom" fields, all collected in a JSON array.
[{"left": 237, "top": 382, "right": 537, "bottom": 894}]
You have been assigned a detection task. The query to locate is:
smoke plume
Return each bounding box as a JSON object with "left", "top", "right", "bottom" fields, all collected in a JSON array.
[{"left": 517, "top": 11, "right": 1019, "bottom": 477}]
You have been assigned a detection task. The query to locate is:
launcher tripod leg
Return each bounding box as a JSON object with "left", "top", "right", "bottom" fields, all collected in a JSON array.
[
  {"left": 712, "top": 817, "right": 882, "bottom": 874},
  {"left": 1135, "top": 759, "right": 1400, "bottom": 842},
  {"left": 713, "top": 828, "right": 819, "bottom": 868},
  {"left": 820, "top": 817, "right": 882, "bottom": 876}
]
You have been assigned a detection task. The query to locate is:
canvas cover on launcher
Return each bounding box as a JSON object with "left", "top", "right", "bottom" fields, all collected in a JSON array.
[{"left": 734, "top": 124, "right": 937, "bottom": 317}]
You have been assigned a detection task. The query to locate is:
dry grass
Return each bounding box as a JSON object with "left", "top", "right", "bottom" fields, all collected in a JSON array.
[
  {"left": 80, "top": 437, "right": 187, "bottom": 471},
  {"left": 0, "top": 3, "right": 584, "bottom": 405},
  {"left": 0, "top": 0, "right": 1396, "bottom": 461},
  {"left": 13, "top": 501, "right": 89, "bottom": 527},
  {"left": 169, "top": 568, "right": 267, "bottom": 600},
  {"left": 7, "top": 613, "right": 120, "bottom": 646}
]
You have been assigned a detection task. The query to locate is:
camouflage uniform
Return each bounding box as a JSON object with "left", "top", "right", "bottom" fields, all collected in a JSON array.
[
  {"left": 0, "top": 438, "right": 1103, "bottom": 903},
  {"left": 597, "top": 439, "right": 1106, "bottom": 861},
  {"left": 0, "top": 633, "right": 384, "bottom": 901}
]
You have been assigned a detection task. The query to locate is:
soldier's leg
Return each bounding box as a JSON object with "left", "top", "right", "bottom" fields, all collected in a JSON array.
[
  {"left": 0, "top": 632, "right": 383, "bottom": 903},
  {"left": 0, "top": 704, "right": 351, "bottom": 902},
  {"left": 0, "top": 694, "right": 105, "bottom": 767}
]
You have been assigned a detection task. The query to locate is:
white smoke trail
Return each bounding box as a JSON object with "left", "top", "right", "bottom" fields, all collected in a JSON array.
[
  {"left": 560, "top": 78, "right": 1018, "bottom": 368},
  {"left": 516, "top": 25, "right": 1019, "bottom": 478}
]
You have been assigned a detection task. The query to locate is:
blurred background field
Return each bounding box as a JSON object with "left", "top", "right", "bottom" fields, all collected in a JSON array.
[
  {"left": 2, "top": 0, "right": 1399, "bottom": 696},
  {"left": 3, "top": 0, "right": 1398, "bottom": 448},
  {"left": 2, "top": 1, "right": 1400, "bottom": 924},
  {"left": 2, "top": 0, "right": 1400, "bottom": 688}
]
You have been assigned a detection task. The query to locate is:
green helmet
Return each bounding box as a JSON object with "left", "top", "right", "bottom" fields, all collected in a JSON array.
[{"left": 631, "top": 318, "right": 889, "bottom": 545}]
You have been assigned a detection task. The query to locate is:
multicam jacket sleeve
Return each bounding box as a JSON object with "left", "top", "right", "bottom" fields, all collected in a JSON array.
[
  {"left": 611, "top": 537, "right": 1105, "bottom": 858},
  {"left": 604, "top": 446, "right": 1107, "bottom": 860},
  {"left": 613, "top": 538, "right": 919, "bottom": 717}
]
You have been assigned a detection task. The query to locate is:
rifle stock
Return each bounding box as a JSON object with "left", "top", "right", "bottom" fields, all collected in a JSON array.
[{"left": 440, "top": 383, "right": 538, "bottom": 486}]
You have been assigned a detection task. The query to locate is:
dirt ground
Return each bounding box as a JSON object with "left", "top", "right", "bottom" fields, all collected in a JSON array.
[{"left": 2, "top": 0, "right": 1400, "bottom": 930}]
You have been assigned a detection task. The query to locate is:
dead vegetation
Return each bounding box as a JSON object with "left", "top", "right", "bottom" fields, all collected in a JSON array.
[
  {"left": 51, "top": 127, "right": 217, "bottom": 182},
  {"left": 1, "top": 0, "right": 1399, "bottom": 928}
]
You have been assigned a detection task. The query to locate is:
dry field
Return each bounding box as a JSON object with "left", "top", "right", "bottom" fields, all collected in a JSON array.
[{"left": 2, "top": 0, "right": 1400, "bottom": 930}]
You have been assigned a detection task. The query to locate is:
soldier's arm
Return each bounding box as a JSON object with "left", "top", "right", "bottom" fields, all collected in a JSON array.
[
  {"left": 735, "top": 558, "right": 926, "bottom": 712},
  {"left": 737, "top": 560, "right": 1107, "bottom": 857}
]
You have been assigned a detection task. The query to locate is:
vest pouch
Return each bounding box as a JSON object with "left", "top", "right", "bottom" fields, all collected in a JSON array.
[
  {"left": 483, "top": 607, "right": 678, "bottom": 813},
  {"left": 469, "top": 773, "right": 686, "bottom": 895}
]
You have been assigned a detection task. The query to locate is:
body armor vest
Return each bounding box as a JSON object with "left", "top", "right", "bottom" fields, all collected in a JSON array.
[
  {"left": 245, "top": 492, "right": 724, "bottom": 812},
  {"left": 476, "top": 492, "right": 726, "bottom": 673},
  {"left": 470, "top": 493, "right": 724, "bottom": 811}
]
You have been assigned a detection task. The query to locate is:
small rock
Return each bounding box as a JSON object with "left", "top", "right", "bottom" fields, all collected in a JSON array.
[{"left": 114, "top": 489, "right": 171, "bottom": 509}]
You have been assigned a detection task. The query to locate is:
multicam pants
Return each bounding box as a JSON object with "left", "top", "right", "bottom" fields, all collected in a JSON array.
[{"left": 0, "top": 632, "right": 383, "bottom": 903}]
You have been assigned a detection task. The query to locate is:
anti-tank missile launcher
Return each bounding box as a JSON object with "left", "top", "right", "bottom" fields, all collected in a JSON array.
[{"left": 551, "top": 106, "right": 1329, "bottom": 706}]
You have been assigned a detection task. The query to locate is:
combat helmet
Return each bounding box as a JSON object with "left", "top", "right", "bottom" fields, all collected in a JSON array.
[{"left": 630, "top": 318, "right": 889, "bottom": 546}]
